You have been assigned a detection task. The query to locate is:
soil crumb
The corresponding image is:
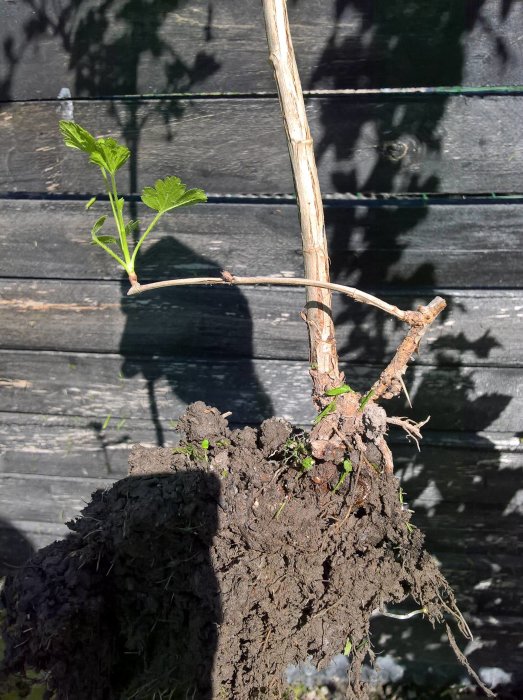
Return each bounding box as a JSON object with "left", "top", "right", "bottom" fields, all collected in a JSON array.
[{"left": 1, "top": 402, "right": 476, "bottom": 699}]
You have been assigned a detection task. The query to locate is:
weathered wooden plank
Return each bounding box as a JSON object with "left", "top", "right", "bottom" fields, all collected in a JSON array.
[
  {"left": 0, "top": 279, "right": 520, "bottom": 367},
  {"left": 3, "top": 97, "right": 523, "bottom": 195},
  {"left": 0, "top": 415, "right": 178, "bottom": 478},
  {"left": 1, "top": 1, "right": 522, "bottom": 99},
  {"left": 1, "top": 200, "right": 522, "bottom": 288},
  {"left": 0, "top": 351, "right": 519, "bottom": 432}
]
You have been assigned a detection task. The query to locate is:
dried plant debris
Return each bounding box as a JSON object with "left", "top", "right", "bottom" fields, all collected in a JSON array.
[{"left": 1, "top": 403, "right": 494, "bottom": 699}]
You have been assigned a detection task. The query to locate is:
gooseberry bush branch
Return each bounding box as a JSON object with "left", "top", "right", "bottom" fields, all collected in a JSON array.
[{"left": 59, "top": 117, "right": 445, "bottom": 406}]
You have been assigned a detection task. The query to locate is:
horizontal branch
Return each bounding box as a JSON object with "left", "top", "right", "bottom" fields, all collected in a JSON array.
[{"left": 128, "top": 272, "right": 413, "bottom": 323}]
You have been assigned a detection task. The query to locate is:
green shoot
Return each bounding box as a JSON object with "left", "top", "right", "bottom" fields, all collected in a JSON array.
[
  {"left": 201, "top": 438, "right": 210, "bottom": 450},
  {"left": 313, "top": 400, "right": 336, "bottom": 424},
  {"left": 300, "top": 456, "right": 314, "bottom": 472},
  {"left": 325, "top": 383, "right": 354, "bottom": 397},
  {"left": 59, "top": 121, "right": 206, "bottom": 281},
  {"left": 343, "top": 638, "right": 352, "bottom": 656},
  {"left": 333, "top": 458, "right": 353, "bottom": 492},
  {"left": 102, "top": 414, "right": 111, "bottom": 430},
  {"left": 358, "top": 389, "right": 375, "bottom": 412}
]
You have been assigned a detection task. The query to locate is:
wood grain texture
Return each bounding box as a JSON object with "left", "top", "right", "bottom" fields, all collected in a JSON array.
[
  {"left": 0, "top": 350, "right": 519, "bottom": 432},
  {"left": 4, "top": 97, "right": 523, "bottom": 196},
  {"left": 1, "top": 0, "right": 522, "bottom": 100},
  {"left": 0, "top": 279, "right": 520, "bottom": 367},
  {"left": 1, "top": 200, "right": 521, "bottom": 288}
]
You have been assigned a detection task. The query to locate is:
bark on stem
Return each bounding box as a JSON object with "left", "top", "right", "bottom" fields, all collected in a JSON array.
[{"left": 261, "top": 0, "right": 343, "bottom": 398}]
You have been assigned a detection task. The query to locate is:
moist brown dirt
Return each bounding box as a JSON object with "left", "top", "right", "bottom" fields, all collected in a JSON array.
[{"left": 1, "top": 402, "right": 472, "bottom": 699}]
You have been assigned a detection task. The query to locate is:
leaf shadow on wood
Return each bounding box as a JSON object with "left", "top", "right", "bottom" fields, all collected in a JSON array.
[
  {"left": 0, "top": 0, "right": 220, "bottom": 217},
  {"left": 310, "top": 0, "right": 520, "bottom": 691},
  {"left": 1, "top": 471, "right": 222, "bottom": 700},
  {"left": 119, "top": 237, "right": 274, "bottom": 446}
]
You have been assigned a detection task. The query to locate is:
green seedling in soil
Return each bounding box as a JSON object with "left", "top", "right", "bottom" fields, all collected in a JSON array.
[
  {"left": 282, "top": 436, "right": 315, "bottom": 474},
  {"left": 333, "top": 458, "right": 353, "bottom": 492},
  {"left": 343, "top": 638, "right": 352, "bottom": 656},
  {"left": 59, "top": 121, "right": 206, "bottom": 284}
]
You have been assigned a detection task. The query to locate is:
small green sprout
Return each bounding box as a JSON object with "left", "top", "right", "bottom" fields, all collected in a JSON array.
[
  {"left": 59, "top": 121, "right": 206, "bottom": 281},
  {"left": 325, "top": 383, "right": 354, "bottom": 397},
  {"left": 358, "top": 389, "right": 375, "bottom": 412},
  {"left": 333, "top": 458, "right": 353, "bottom": 492},
  {"left": 343, "top": 638, "right": 353, "bottom": 656},
  {"left": 201, "top": 438, "right": 210, "bottom": 450},
  {"left": 313, "top": 400, "right": 336, "bottom": 424},
  {"left": 300, "top": 456, "right": 314, "bottom": 472},
  {"left": 116, "top": 417, "right": 126, "bottom": 430},
  {"left": 102, "top": 414, "right": 111, "bottom": 430}
]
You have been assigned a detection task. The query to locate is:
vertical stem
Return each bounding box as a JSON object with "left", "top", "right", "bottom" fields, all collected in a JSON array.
[{"left": 261, "top": 0, "right": 343, "bottom": 401}]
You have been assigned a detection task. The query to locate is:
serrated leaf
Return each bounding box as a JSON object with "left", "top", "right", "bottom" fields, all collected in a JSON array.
[
  {"left": 59, "top": 121, "right": 97, "bottom": 154},
  {"left": 95, "top": 235, "right": 118, "bottom": 246},
  {"left": 124, "top": 220, "right": 140, "bottom": 237},
  {"left": 141, "top": 176, "right": 206, "bottom": 214},
  {"left": 91, "top": 215, "right": 107, "bottom": 235},
  {"left": 89, "top": 138, "right": 130, "bottom": 174},
  {"left": 85, "top": 196, "right": 97, "bottom": 210}
]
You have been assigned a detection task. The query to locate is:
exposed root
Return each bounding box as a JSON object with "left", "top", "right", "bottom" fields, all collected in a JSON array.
[{"left": 386, "top": 415, "right": 431, "bottom": 451}]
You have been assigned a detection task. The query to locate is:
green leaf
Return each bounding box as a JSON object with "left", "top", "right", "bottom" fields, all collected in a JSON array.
[
  {"left": 343, "top": 638, "right": 353, "bottom": 656},
  {"left": 91, "top": 215, "right": 107, "bottom": 235},
  {"left": 358, "top": 389, "right": 375, "bottom": 412},
  {"left": 124, "top": 220, "right": 140, "bottom": 237},
  {"left": 141, "top": 176, "right": 207, "bottom": 214},
  {"left": 301, "top": 456, "right": 314, "bottom": 471},
  {"left": 95, "top": 235, "right": 118, "bottom": 246},
  {"left": 85, "top": 196, "right": 97, "bottom": 210},
  {"left": 89, "top": 137, "right": 130, "bottom": 174},
  {"left": 325, "top": 383, "right": 354, "bottom": 396},
  {"left": 313, "top": 400, "right": 336, "bottom": 425},
  {"left": 342, "top": 458, "right": 353, "bottom": 473},
  {"left": 59, "top": 122, "right": 130, "bottom": 174},
  {"left": 59, "top": 120, "right": 97, "bottom": 154},
  {"left": 201, "top": 439, "right": 209, "bottom": 450}
]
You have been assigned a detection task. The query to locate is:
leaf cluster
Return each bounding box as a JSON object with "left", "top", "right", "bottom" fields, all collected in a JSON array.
[{"left": 59, "top": 121, "right": 206, "bottom": 277}]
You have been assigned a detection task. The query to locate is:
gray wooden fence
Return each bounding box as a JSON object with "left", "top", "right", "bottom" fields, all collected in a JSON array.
[{"left": 0, "top": 0, "right": 522, "bottom": 692}]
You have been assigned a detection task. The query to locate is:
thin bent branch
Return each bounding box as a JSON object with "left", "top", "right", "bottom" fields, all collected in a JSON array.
[{"left": 127, "top": 272, "right": 442, "bottom": 326}]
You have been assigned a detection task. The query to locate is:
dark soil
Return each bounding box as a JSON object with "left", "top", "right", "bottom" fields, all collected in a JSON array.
[{"left": 1, "top": 402, "right": 476, "bottom": 699}]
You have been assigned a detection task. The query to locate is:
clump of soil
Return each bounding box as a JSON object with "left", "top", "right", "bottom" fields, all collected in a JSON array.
[{"left": 1, "top": 402, "right": 474, "bottom": 699}]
